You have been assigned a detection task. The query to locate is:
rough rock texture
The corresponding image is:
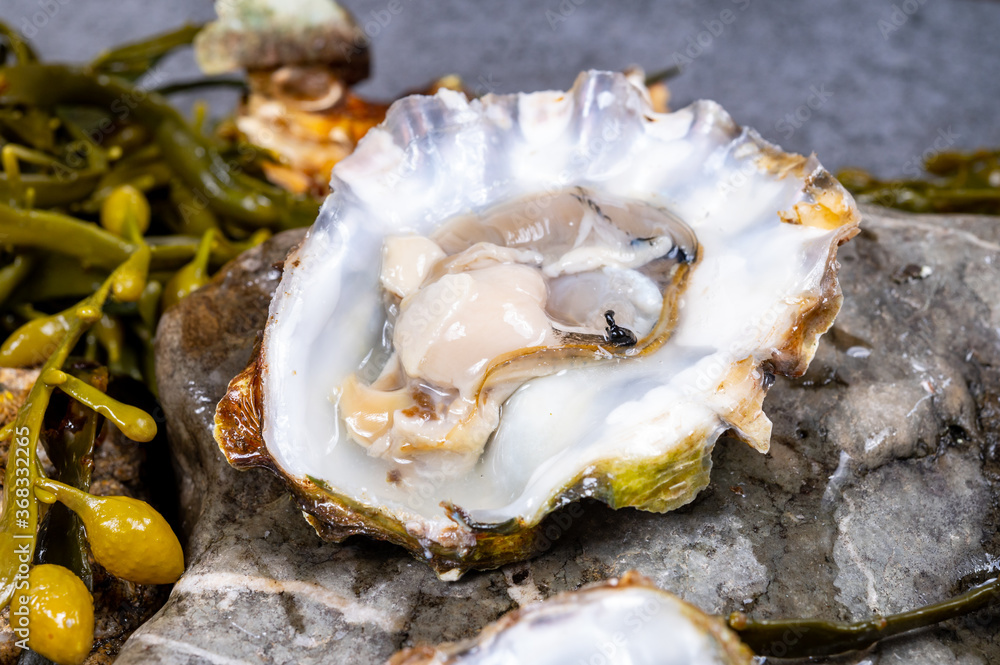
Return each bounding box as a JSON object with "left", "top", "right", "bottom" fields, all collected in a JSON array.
[{"left": 123, "top": 206, "right": 1000, "bottom": 664}]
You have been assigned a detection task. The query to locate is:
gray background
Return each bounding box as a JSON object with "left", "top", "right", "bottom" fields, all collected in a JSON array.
[
  {"left": 3, "top": 0, "right": 999, "bottom": 179},
  {"left": 0, "top": 0, "right": 1000, "bottom": 176}
]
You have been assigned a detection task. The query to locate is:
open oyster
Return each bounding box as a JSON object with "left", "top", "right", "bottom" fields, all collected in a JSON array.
[
  {"left": 388, "top": 571, "right": 753, "bottom": 664},
  {"left": 215, "top": 70, "right": 859, "bottom": 579}
]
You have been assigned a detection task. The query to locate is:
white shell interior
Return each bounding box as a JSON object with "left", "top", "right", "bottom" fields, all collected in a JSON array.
[
  {"left": 260, "top": 71, "right": 850, "bottom": 538},
  {"left": 431, "top": 582, "right": 744, "bottom": 665}
]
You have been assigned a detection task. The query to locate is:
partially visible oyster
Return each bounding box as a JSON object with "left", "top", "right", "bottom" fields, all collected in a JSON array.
[
  {"left": 194, "top": 0, "right": 368, "bottom": 78},
  {"left": 196, "top": 0, "right": 383, "bottom": 196},
  {"left": 388, "top": 571, "right": 753, "bottom": 665},
  {"left": 215, "top": 70, "right": 859, "bottom": 579}
]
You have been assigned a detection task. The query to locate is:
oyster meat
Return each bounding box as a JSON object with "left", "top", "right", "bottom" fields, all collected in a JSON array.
[
  {"left": 388, "top": 571, "right": 753, "bottom": 665},
  {"left": 215, "top": 70, "right": 859, "bottom": 579}
]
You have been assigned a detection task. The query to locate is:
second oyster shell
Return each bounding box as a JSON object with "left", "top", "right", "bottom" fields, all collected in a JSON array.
[{"left": 388, "top": 571, "right": 753, "bottom": 665}]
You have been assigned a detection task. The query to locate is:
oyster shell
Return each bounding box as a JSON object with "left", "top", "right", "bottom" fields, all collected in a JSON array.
[
  {"left": 194, "top": 0, "right": 368, "bottom": 77},
  {"left": 388, "top": 571, "right": 753, "bottom": 665},
  {"left": 195, "top": 0, "right": 380, "bottom": 196},
  {"left": 215, "top": 70, "right": 859, "bottom": 579}
]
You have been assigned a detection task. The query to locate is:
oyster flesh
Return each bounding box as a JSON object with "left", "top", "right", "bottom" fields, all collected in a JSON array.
[
  {"left": 215, "top": 70, "right": 859, "bottom": 579},
  {"left": 388, "top": 571, "right": 753, "bottom": 665}
]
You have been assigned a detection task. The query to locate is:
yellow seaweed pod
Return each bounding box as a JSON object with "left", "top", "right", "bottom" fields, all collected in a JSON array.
[
  {"left": 92, "top": 314, "right": 124, "bottom": 363},
  {"left": 162, "top": 228, "right": 215, "bottom": 311},
  {"left": 0, "top": 304, "right": 101, "bottom": 367},
  {"left": 100, "top": 184, "right": 151, "bottom": 237},
  {"left": 0, "top": 310, "right": 71, "bottom": 367},
  {"left": 112, "top": 242, "right": 151, "bottom": 303},
  {"left": 13, "top": 564, "right": 95, "bottom": 665},
  {"left": 36, "top": 479, "right": 184, "bottom": 585},
  {"left": 42, "top": 368, "right": 158, "bottom": 442}
]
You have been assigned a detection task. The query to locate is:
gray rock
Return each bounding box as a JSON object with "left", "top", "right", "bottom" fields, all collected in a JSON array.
[{"left": 123, "top": 205, "right": 1000, "bottom": 664}]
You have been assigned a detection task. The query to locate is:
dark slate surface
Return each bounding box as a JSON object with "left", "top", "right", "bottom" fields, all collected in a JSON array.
[
  {"left": 1, "top": 0, "right": 999, "bottom": 178},
  {"left": 128, "top": 206, "right": 1000, "bottom": 665}
]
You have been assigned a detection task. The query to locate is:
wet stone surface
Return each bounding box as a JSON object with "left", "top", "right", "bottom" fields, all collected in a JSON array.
[{"left": 124, "top": 206, "right": 1000, "bottom": 664}]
